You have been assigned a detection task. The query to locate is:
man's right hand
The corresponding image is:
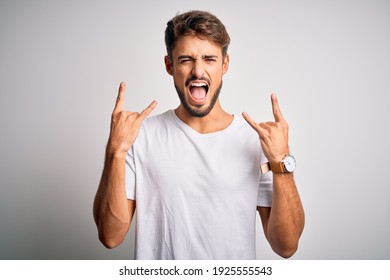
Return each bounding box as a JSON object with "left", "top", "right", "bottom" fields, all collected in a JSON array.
[{"left": 107, "top": 82, "right": 157, "bottom": 157}]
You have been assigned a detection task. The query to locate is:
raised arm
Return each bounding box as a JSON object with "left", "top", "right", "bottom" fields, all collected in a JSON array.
[
  {"left": 243, "top": 94, "right": 304, "bottom": 258},
  {"left": 93, "top": 82, "right": 157, "bottom": 248}
]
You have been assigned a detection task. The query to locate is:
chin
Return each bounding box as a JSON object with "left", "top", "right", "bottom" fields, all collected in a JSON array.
[{"left": 175, "top": 81, "right": 223, "bottom": 118}]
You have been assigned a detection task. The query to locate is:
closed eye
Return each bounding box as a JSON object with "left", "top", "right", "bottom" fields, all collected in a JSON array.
[
  {"left": 203, "top": 55, "right": 218, "bottom": 62},
  {"left": 178, "top": 56, "right": 194, "bottom": 64}
]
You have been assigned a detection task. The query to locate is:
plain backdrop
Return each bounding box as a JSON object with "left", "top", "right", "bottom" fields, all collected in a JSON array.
[{"left": 1, "top": 0, "right": 389, "bottom": 259}]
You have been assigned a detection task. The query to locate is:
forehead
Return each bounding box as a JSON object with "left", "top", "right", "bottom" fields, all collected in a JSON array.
[{"left": 172, "top": 35, "right": 223, "bottom": 58}]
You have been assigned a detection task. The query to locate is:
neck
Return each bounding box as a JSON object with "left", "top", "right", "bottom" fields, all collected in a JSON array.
[{"left": 174, "top": 100, "right": 234, "bottom": 134}]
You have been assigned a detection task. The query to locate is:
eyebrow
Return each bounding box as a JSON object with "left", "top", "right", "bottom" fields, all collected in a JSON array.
[
  {"left": 177, "top": 55, "right": 219, "bottom": 60},
  {"left": 177, "top": 55, "right": 194, "bottom": 60},
  {"left": 203, "top": 55, "right": 218, "bottom": 59}
]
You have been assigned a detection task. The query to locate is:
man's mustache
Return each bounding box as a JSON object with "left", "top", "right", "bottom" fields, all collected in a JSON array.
[{"left": 185, "top": 76, "right": 210, "bottom": 87}]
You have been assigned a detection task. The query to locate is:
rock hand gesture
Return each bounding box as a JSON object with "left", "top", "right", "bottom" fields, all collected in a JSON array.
[
  {"left": 93, "top": 82, "right": 157, "bottom": 249},
  {"left": 243, "top": 93, "right": 304, "bottom": 258},
  {"left": 107, "top": 82, "right": 157, "bottom": 156},
  {"left": 242, "top": 93, "right": 289, "bottom": 163}
]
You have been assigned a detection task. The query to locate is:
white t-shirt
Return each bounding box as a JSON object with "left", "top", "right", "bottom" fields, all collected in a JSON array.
[{"left": 126, "top": 110, "right": 273, "bottom": 259}]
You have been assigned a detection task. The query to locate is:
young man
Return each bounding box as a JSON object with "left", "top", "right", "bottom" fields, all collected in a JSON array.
[{"left": 93, "top": 10, "right": 304, "bottom": 259}]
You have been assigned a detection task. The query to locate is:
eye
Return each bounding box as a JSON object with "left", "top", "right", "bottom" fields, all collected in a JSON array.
[{"left": 178, "top": 57, "right": 194, "bottom": 64}]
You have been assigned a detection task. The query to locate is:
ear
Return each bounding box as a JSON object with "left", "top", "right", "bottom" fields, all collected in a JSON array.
[
  {"left": 164, "top": 56, "right": 173, "bottom": 76},
  {"left": 222, "top": 54, "right": 229, "bottom": 75}
]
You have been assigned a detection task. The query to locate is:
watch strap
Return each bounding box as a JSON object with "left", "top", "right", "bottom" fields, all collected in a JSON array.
[
  {"left": 260, "top": 162, "right": 271, "bottom": 174},
  {"left": 260, "top": 161, "right": 286, "bottom": 174},
  {"left": 269, "top": 162, "right": 285, "bottom": 173}
]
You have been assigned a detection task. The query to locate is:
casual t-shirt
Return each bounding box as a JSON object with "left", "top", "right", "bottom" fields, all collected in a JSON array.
[{"left": 126, "top": 110, "right": 273, "bottom": 259}]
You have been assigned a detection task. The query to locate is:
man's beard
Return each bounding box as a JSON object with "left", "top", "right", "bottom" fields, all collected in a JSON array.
[{"left": 174, "top": 80, "right": 223, "bottom": 118}]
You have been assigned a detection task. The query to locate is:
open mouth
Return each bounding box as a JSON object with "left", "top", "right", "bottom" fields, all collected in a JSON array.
[{"left": 189, "top": 81, "right": 209, "bottom": 102}]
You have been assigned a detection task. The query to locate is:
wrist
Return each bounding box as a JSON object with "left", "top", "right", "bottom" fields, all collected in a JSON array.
[
  {"left": 261, "top": 154, "right": 296, "bottom": 174},
  {"left": 106, "top": 145, "right": 127, "bottom": 160}
]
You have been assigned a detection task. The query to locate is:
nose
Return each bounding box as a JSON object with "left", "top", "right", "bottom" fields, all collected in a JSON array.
[{"left": 191, "top": 61, "right": 205, "bottom": 78}]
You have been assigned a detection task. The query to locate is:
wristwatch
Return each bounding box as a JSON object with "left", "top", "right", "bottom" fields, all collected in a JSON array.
[{"left": 260, "top": 155, "right": 296, "bottom": 174}]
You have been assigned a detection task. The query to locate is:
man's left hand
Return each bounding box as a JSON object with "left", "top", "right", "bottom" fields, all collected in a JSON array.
[{"left": 243, "top": 93, "right": 289, "bottom": 163}]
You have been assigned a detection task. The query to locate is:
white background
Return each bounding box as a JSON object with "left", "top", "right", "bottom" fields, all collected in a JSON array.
[{"left": 0, "top": 0, "right": 389, "bottom": 259}]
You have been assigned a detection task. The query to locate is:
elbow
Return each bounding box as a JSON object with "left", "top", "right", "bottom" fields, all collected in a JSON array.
[
  {"left": 275, "top": 244, "right": 298, "bottom": 259},
  {"left": 97, "top": 222, "right": 129, "bottom": 249},
  {"left": 98, "top": 232, "right": 125, "bottom": 249},
  {"left": 94, "top": 214, "right": 131, "bottom": 249},
  {"left": 268, "top": 222, "right": 305, "bottom": 259},
  {"left": 101, "top": 240, "right": 121, "bottom": 250},
  {"left": 271, "top": 237, "right": 300, "bottom": 258},
  {"left": 269, "top": 235, "right": 300, "bottom": 259}
]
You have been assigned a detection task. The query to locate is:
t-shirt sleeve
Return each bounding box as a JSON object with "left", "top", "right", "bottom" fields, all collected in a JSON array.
[
  {"left": 257, "top": 167, "right": 273, "bottom": 207},
  {"left": 125, "top": 147, "right": 136, "bottom": 200}
]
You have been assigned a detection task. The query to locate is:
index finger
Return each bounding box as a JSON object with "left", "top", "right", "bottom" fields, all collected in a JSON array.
[
  {"left": 271, "top": 93, "right": 286, "bottom": 123},
  {"left": 113, "top": 82, "right": 126, "bottom": 113}
]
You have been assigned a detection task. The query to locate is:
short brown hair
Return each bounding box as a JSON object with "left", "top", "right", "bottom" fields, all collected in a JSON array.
[{"left": 164, "top": 10, "right": 231, "bottom": 60}]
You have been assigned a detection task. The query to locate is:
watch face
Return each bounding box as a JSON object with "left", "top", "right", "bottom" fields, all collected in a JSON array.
[{"left": 284, "top": 155, "right": 296, "bottom": 172}]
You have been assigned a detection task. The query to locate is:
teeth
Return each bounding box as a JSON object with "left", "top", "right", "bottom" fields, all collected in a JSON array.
[{"left": 191, "top": 82, "right": 207, "bottom": 87}]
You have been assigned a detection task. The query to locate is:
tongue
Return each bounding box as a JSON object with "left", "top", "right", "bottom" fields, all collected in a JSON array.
[{"left": 190, "top": 87, "right": 207, "bottom": 100}]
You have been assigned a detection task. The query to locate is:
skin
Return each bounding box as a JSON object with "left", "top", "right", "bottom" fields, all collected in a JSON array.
[
  {"left": 93, "top": 82, "right": 156, "bottom": 248},
  {"left": 165, "top": 35, "right": 232, "bottom": 133},
  {"left": 243, "top": 95, "right": 305, "bottom": 258},
  {"left": 93, "top": 34, "right": 304, "bottom": 258}
]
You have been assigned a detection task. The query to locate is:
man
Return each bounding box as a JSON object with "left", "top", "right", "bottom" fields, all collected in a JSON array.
[{"left": 93, "top": 10, "right": 304, "bottom": 259}]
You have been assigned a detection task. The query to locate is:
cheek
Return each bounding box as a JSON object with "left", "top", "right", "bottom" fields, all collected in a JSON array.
[
  {"left": 173, "top": 68, "right": 189, "bottom": 83},
  {"left": 209, "top": 69, "right": 224, "bottom": 83},
  {"left": 206, "top": 64, "right": 224, "bottom": 76},
  {"left": 174, "top": 75, "right": 186, "bottom": 86}
]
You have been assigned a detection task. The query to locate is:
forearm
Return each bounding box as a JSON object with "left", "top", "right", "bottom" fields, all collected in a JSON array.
[
  {"left": 93, "top": 151, "right": 133, "bottom": 248},
  {"left": 93, "top": 82, "right": 155, "bottom": 248},
  {"left": 267, "top": 173, "right": 304, "bottom": 257}
]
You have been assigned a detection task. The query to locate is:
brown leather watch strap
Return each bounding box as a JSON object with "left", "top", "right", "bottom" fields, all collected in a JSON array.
[
  {"left": 260, "top": 161, "right": 287, "bottom": 174},
  {"left": 269, "top": 162, "right": 285, "bottom": 173}
]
